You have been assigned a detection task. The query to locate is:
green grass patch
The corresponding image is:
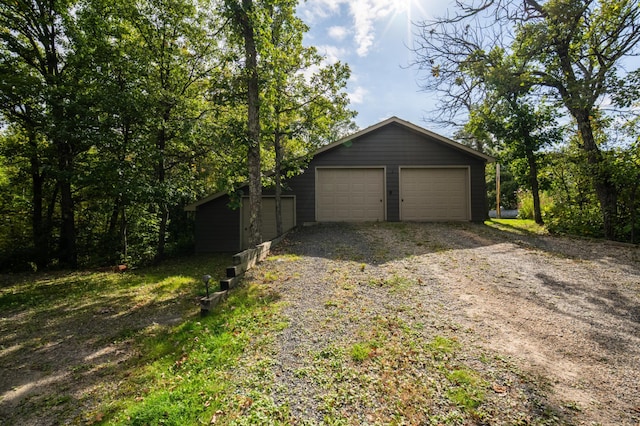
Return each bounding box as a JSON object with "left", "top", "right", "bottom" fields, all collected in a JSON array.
[
  {"left": 427, "top": 335, "right": 460, "bottom": 360},
  {"left": 368, "top": 274, "right": 414, "bottom": 293},
  {"left": 0, "top": 254, "right": 243, "bottom": 425},
  {"left": 446, "top": 368, "right": 486, "bottom": 410},
  {"left": 265, "top": 253, "right": 301, "bottom": 262},
  {"left": 349, "top": 342, "right": 375, "bottom": 362},
  {"left": 484, "top": 219, "right": 547, "bottom": 235},
  {"left": 105, "top": 282, "right": 285, "bottom": 425}
]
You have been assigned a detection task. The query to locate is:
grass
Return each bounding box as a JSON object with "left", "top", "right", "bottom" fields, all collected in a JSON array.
[
  {"left": 484, "top": 218, "right": 547, "bottom": 235},
  {"left": 105, "top": 282, "right": 285, "bottom": 425},
  {"left": 0, "top": 254, "right": 286, "bottom": 425}
]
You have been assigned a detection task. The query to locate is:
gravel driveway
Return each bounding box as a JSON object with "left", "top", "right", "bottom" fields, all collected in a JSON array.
[{"left": 241, "top": 222, "right": 640, "bottom": 425}]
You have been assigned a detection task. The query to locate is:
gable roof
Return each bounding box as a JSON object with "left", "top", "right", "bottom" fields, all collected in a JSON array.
[
  {"left": 315, "top": 116, "right": 495, "bottom": 162},
  {"left": 185, "top": 116, "right": 493, "bottom": 211}
]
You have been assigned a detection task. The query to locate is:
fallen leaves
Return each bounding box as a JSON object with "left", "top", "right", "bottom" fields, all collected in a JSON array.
[{"left": 492, "top": 383, "right": 508, "bottom": 394}]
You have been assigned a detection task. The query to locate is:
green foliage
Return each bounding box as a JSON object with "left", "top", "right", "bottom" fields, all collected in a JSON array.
[
  {"left": 349, "top": 342, "right": 373, "bottom": 362},
  {"left": 484, "top": 219, "right": 547, "bottom": 235},
  {"left": 445, "top": 368, "right": 486, "bottom": 410},
  {"left": 0, "top": 0, "right": 355, "bottom": 270},
  {"left": 412, "top": 0, "right": 640, "bottom": 239},
  {"left": 536, "top": 146, "right": 613, "bottom": 238},
  {"left": 517, "top": 190, "right": 553, "bottom": 220}
]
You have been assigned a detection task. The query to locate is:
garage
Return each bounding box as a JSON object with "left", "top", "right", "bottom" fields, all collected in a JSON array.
[
  {"left": 241, "top": 196, "right": 295, "bottom": 249},
  {"left": 400, "top": 167, "right": 470, "bottom": 221},
  {"left": 189, "top": 117, "right": 493, "bottom": 252},
  {"left": 316, "top": 168, "right": 385, "bottom": 222}
]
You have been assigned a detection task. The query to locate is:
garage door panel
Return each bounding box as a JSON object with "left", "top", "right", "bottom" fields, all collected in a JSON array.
[
  {"left": 401, "top": 168, "right": 469, "bottom": 221},
  {"left": 241, "top": 197, "right": 295, "bottom": 249},
  {"left": 316, "top": 168, "right": 384, "bottom": 222}
]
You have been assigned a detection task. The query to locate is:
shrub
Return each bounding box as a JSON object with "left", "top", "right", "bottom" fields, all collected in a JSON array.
[{"left": 516, "top": 190, "right": 553, "bottom": 220}]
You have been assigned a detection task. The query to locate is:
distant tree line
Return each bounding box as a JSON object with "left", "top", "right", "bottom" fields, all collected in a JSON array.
[
  {"left": 0, "top": 0, "right": 355, "bottom": 271},
  {"left": 412, "top": 0, "right": 640, "bottom": 242}
]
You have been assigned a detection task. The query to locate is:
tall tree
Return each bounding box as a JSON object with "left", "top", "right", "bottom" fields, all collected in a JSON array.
[
  {"left": 412, "top": 0, "right": 640, "bottom": 239},
  {"left": 0, "top": 53, "right": 52, "bottom": 267},
  {"left": 223, "top": 0, "right": 263, "bottom": 247},
  {"left": 130, "top": 0, "right": 218, "bottom": 260},
  {"left": 462, "top": 48, "right": 561, "bottom": 224},
  {"left": 261, "top": 0, "right": 355, "bottom": 235},
  {"left": 0, "top": 0, "right": 84, "bottom": 267}
]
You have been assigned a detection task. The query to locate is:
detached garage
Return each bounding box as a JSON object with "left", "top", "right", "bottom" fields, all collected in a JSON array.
[{"left": 187, "top": 117, "right": 493, "bottom": 252}]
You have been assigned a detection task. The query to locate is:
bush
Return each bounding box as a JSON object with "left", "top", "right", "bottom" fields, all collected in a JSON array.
[
  {"left": 544, "top": 203, "right": 604, "bottom": 238},
  {"left": 516, "top": 190, "right": 553, "bottom": 220}
]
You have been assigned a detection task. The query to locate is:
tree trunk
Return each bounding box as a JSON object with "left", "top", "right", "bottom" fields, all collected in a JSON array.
[
  {"left": 242, "top": 0, "right": 262, "bottom": 247},
  {"left": 28, "top": 129, "right": 48, "bottom": 269},
  {"left": 574, "top": 109, "right": 618, "bottom": 239},
  {"left": 155, "top": 110, "right": 170, "bottom": 262},
  {"left": 107, "top": 197, "right": 121, "bottom": 263},
  {"left": 525, "top": 147, "right": 543, "bottom": 225},
  {"left": 157, "top": 203, "right": 169, "bottom": 260},
  {"left": 274, "top": 128, "right": 283, "bottom": 237},
  {"left": 121, "top": 206, "right": 128, "bottom": 261},
  {"left": 630, "top": 177, "right": 638, "bottom": 244},
  {"left": 56, "top": 133, "right": 77, "bottom": 268}
]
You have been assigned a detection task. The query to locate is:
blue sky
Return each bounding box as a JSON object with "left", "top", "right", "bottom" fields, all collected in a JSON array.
[{"left": 297, "top": 0, "right": 453, "bottom": 134}]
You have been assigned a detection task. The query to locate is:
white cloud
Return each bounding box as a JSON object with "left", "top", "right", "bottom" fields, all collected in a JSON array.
[
  {"left": 349, "top": 0, "right": 397, "bottom": 56},
  {"left": 348, "top": 86, "right": 368, "bottom": 104},
  {"left": 300, "top": 0, "right": 428, "bottom": 57},
  {"left": 316, "top": 44, "right": 349, "bottom": 65},
  {"left": 298, "top": 0, "right": 344, "bottom": 23},
  {"left": 328, "top": 26, "right": 349, "bottom": 41},
  {"left": 300, "top": 0, "right": 404, "bottom": 57}
]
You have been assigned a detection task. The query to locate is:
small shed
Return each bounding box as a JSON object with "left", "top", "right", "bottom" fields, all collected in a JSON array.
[{"left": 186, "top": 117, "right": 494, "bottom": 252}]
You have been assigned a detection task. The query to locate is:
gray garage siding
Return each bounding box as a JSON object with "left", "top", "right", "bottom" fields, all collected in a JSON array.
[
  {"left": 285, "top": 122, "right": 488, "bottom": 223},
  {"left": 195, "top": 194, "right": 240, "bottom": 252}
]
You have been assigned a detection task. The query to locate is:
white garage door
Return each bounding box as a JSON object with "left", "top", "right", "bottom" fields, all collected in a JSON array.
[
  {"left": 242, "top": 196, "right": 295, "bottom": 249},
  {"left": 400, "top": 167, "right": 470, "bottom": 221},
  {"left": 316, "top": 168, "right": 385, "bottom": 221}
]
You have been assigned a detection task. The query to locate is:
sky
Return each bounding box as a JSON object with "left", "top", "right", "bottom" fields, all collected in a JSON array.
[{"left": 297, "top": 0, "right": 454, "bottom": 135}]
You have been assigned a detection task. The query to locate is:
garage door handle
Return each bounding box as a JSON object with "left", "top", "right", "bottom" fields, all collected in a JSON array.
[
  {"left": 380, "top": 199, "right": 382, "bottom": 202},
  {"left": 401, "top": 199, "right": 404, "bottom": 202}
]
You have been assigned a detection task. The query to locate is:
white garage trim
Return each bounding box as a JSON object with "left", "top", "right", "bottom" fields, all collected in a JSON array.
[
  {"left": 315, "top": 167, "right": 386, "bottom": 222},
  {"left": 241, "top": 196, "right": 296, "bottom": 249},
  {"left": 399, "top": 166, "right": 471, "bottom": 221}
]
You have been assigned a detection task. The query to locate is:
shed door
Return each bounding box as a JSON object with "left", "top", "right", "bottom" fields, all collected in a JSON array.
[
  {"left": 316, "top": 168, "right": 385, "bottom": 221},
  {"left": 242, "top": 196, "right": 295, "bottom": 249},
  {"left": 400, "top": 168, "right": 470, "bottom": 221}
]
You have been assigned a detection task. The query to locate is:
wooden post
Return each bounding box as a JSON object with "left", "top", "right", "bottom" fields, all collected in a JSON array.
[{"left": 496, "top": 163, "right": 501, "bottom": 219}]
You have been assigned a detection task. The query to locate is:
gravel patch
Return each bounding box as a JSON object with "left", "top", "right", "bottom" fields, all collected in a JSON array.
[{"left": 241, "top": 222, "right": 640, "bottom": 425}]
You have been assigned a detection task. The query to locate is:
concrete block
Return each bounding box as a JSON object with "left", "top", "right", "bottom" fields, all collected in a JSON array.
[
  {"left": 200, "top": 291, "right": 228, "bottom": 316},
  {"left": 220, "top": 276, "right": 241, "bottom": 291}
]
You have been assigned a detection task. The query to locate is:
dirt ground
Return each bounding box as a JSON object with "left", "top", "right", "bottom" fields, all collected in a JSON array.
[
  {"left": 257, "top": 222, "right": 640, "bottom": 425},
  {"left": 413, "top": 223, "right": 640, "bottom": 424}
]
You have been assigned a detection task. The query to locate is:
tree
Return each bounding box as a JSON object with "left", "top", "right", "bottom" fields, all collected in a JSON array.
[
  {"left": 261, "top": 1, "right": 355, "bottom": 235},
  {"left": 223, "top": 0, "right": 263, "bottom": 247},
  {"left": 130, "top": 0, "right": 219, "bottom": 260},
  {"left": 463, "top": 47, "right": 562, "bottom": 224},
  {"left": 0, "top": 52, "right": 53, "bottom": 268},
  {"left": 0, "top": 0, "right": 88, "bottom": 267},
  {"left": 412, "top": 0, "right": 640, "bottom": 239}
]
